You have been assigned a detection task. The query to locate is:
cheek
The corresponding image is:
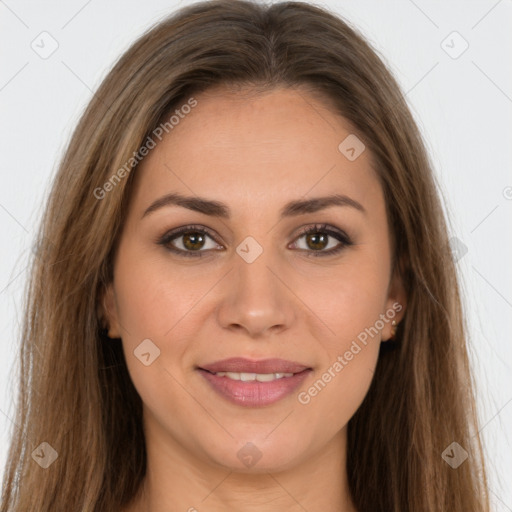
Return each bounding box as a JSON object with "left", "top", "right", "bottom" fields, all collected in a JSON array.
[
  {"left": 113, "top": 243, "right": 210, "bottom": 339},
  {"left": 112, "top": 253, "right": 203, "bottom": 420},
  {"left": 296, "top": 345, "right": 378, "bottom": 445},
  {"left": 294, "top": 252, "right": 389, "bottom": 420},
  {"left": 305, "top": 254, "right": 391, "bottom": 351}
]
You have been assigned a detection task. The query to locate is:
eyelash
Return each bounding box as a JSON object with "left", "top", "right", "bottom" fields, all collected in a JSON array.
[{"left": 157, "top": 223, "right": 353, "bottom": 258}]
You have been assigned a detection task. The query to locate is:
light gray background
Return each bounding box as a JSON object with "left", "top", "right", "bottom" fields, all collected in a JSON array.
[{"left": 1, "top": 0, "right": 511, "bottom": 509}]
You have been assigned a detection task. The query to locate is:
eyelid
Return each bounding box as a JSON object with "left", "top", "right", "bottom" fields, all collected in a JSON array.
[{"left": 292, "top": 223, "right": 349, "bottom": 240}]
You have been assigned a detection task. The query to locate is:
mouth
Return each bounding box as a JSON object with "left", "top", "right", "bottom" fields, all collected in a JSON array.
[
  {"left": 197, "top": 357, "right": 312, "bottom": 407},
  {"left": 204, "top": 370, "right": 298, "bottom": 382}
]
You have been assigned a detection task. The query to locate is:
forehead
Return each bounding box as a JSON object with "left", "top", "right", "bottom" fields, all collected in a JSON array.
[{"left": 131, "top": 86, "right": 381, "bottom": 216}]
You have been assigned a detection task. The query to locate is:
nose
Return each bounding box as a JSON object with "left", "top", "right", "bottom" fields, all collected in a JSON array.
[{"left": 216, "top": 248, "right": 296, "bottom": 338}]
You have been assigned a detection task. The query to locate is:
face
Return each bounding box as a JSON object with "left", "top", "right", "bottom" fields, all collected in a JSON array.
[{"left": 103, "top": 86, "right": 406, "bottom": 473}]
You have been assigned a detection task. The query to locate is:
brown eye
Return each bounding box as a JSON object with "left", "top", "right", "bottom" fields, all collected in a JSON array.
[
  {"left": 291, "top": 223, "right": 352, "bottom": 257},
  {"left": 158, "top": 225, "right": 222, "bottom": 257},
  {"left": 181, "top": 231, "right": 206, "bottom": 251},
  {"left": 304, "top": 232, "right": 329, "bottom": 251},
  {"left": 158, "top": 223, "right": 352, "bottom": 259}
]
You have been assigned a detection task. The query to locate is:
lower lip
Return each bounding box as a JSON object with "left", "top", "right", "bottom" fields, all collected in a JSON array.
[{"left": 198, "top": 369, "right": 312, "bottom": 407}]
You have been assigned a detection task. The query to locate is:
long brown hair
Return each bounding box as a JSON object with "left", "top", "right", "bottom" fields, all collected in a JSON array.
[{"left": 0, "top": 1, "right": 489, "bottom": 510}]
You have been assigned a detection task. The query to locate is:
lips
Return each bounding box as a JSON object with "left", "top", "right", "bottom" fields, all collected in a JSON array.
[
  {"left": 197, "top": 357, "right": 312, "bottom": 407},
  {"left": 199, "top": 357, "right": 310, "bottom": 374}
]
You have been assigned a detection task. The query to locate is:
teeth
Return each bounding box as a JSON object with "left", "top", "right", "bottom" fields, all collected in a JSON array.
[{"left": 214, "top": 371, "right": 294, "bottom": 381}]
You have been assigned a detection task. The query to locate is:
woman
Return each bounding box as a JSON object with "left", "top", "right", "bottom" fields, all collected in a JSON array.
[{"left": 0, "top": 1, "right": 490, "bottom": 510}]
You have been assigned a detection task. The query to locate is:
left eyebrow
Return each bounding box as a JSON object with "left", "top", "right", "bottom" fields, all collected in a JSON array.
[
  {"left": 280, "top": 193, "right": 366, "bottom": 217},
  {"left": 141, "top": 192, "right": 366, "bottom": 219}
]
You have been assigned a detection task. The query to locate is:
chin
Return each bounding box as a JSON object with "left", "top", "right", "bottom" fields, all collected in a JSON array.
[{"left": 204, "top": 434, "right": 309, "bottom": 474}]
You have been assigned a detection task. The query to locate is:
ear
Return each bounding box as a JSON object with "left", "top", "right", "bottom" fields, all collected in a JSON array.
[
  {"left": 98, "top": 283, "right": 122, "bottom": 339},
  {"left": 382, "top": 259, "right": 407, "bottom": 342}
]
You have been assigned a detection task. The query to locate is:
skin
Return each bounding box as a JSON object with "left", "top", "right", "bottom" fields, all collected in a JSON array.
[{"left": 104, "top": 85, "right": 406, "bottom": 512}]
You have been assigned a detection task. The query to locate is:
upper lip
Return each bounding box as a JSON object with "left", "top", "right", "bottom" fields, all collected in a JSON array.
[{"left": 199, "top": 357, "right": 311, "bottom": 374}]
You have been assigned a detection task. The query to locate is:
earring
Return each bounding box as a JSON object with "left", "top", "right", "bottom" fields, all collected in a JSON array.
[{"left": 390, "top": 320, "right": 398, "bottom": 340}]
